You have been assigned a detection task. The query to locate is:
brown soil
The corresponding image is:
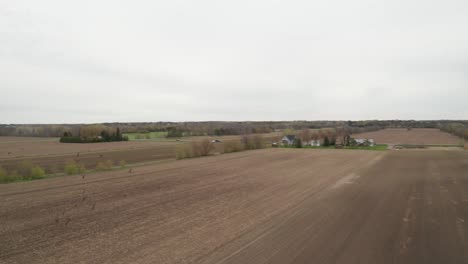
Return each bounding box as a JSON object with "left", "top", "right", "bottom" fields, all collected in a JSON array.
[
  {"left": 353, "top": 128, "right": 461, "bottom": 145},
  {"left": 1, "top": 148, "right": 467, "bottom": 263},
  {"left": 0, "top": 134, "right": 277, "bottom": 173}
]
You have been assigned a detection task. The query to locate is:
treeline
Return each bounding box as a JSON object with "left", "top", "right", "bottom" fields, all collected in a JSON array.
[
  {"left": 1, "top": 120, "right": 467, "bottom": 138},
  {"left": 439, "top": 123, "right": 468, "bottom": 140},
  {"left": 60, "top": 126, "right": 128, "bottom": 143},
  {"left": 0, "top": 159, "right": 129, "bottom": 183}
]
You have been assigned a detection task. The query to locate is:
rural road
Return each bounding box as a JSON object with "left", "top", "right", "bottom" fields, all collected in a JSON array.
[{"left": 1, "top": 149, "right": 467, "bottom": 263}]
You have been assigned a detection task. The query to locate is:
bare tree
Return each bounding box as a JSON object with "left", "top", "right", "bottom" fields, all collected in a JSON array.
[
  {"left": 336, "top": 126, "right": 352, "bottom": 146},
  {"left": 298, "top": 129, "right": 312, "bottom": 143},
  {"left": 199, "top": 139, "right": 214, "bottom": 156}
]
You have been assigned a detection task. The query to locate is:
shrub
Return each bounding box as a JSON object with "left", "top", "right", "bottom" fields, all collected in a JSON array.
[
  {"left": 176, "top": 143, "right": 194, "bottom": 159},
  {"left": 60, "top": 136, "right": 83, "bottom": 143},
  {"left": 224, "top": 140, "right": 245, "bottom": 153},
  {"left": 0, "top": 166, "right": 8, "bottom": 183},
  {"left": 96, "top": 160, "right": 113, "bottom": 171},
  {"left": 65, "top": 160, "right": 86, "bottom": 175},
  {"left": 31, "top": 166, "right": 45, "bottom": 179},
  {"left": 78, "top": 164, "right": 86, "bottom": 173},
  {"left": 18, "top": 160, "right": 34, "bottom": 179},
  {"left": 105, "top": 160, "right": 113, "bottom": 169},
  {"left": 199, "top": 139, "right": 214, "bottom": 156},
  {"left": 191, "top": 142, "right": 202, "bottom": 157},
  {"left": 293, "top": 138, "right": 302, "bottom": 148},
  {"left": 0, "top": 169, "right": 23, "bottom": 183},
  {"left": 242, "top": 135, "right": 265, "bottom": 150},
  {"left": 252, "top": 135, "right": 265, "bottom": 149},
  {"left": 96, "top": 162, "right": 107, "bottom": 171},
  {"left": 119, "top": 160, "right": 127, "bottom": 168},
  {"left": 323, "top": 136, "right": 330, "bottom": 146}
]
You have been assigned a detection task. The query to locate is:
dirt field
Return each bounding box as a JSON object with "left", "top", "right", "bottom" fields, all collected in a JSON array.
[
  {"left": 0, "top": 138, "right": 177, "bottom": 173},
  {"left": 1, "top": 148, "right": 467, "bottom": 264},
  {"left": 353, "top": 128, "right": 461, "bottom": 145},
  {"left": 0, "top": 134, "right": 278, "bottom": 173}
]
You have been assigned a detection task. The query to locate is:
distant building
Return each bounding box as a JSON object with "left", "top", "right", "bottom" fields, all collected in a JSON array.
[
  {"left": 281, "top": 135, "right": 296, "bottom": 146},
  {"left": 353, "top": 138, "right": 375, "bottom": 146},
  {"left": 304, "top": 140, "right": 321, "bottom": 147}
]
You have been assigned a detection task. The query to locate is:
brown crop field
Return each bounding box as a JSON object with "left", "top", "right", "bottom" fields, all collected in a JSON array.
[
  {"left": 1, "top": 148, "right": 467, "bottom": 264},
  {"left": 353, "top": 128, "right": 462, "bottom": 145},
  {"left": 0, "top": 134, "right": 278, "bottom": 174},
  {"left": 0, "top": 137, "right": 177, "bottom": 173}
]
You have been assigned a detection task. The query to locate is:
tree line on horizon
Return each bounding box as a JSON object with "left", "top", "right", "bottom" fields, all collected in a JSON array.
[{"left": 0, "top": 120, "right": 467, "bottom": 140}]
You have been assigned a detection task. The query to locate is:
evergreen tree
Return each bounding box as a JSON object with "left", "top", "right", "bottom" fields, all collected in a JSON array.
[
  {"left": 294, "top": 138, "right": 302, "bottom": 148},
  {"left": 116, "top": 127, "right": 122, "bottom": 141}
]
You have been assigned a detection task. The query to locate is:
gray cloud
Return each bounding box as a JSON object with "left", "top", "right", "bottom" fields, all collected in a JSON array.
[{"left": 1, "top": 0, "right": 467, "bottom": 123}]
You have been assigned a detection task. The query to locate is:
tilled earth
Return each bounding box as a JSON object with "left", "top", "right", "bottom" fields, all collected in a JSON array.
[
  {"left": 1, "top": 148, "right": 467, "bottom": 264},
  {"left": 352, "top": 128, "right": 461, "bottom": 145}
]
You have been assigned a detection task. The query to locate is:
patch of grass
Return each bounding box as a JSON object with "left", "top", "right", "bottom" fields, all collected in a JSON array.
[
  {"left": 345, "top": 144, "right": 388, "bottom": 151},
  {"left": 64, "top": 161, "right": 86, "bottom": 175},
  {"left": 0, "top": 166, "right": 10, "bottom": 183},
  {"left": 123, "top": 132, "right": 167, "bottom": 140},
  {"left": 424, "top": 144, "right": 463, "bottom": 147},
  {"left": 0, "top": 163, "right": 48, "bottom": 183},
  {"left": 282, "top": 144, "right": 388, "bottom": 151}
]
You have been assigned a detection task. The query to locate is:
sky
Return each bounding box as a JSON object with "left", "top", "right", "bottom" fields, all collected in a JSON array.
[{"left": 1, "top": 0, "right": 467, "bottom": 124}]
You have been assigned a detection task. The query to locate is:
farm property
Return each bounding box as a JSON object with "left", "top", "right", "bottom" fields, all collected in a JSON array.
[
  {"left": 353, "top": 128, "right": 462, "bottom": 145},
  {"left": 1, "top": 147, "right": 467, "bottom": 263},
  {"left": 0, "top": 134, "right": 277, "bottom": 178}
]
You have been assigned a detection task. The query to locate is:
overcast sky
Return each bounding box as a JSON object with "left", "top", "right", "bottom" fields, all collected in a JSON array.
[{"left": 1, "top": 0, "right": 467, "bottom": 123}]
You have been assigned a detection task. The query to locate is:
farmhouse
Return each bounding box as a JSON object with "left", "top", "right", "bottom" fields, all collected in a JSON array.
[
  {"left": 281, "top": 135, "right": 296, "bottom": 146},
  {"left": 304, "top": 140, "right": 321, "bottom": 147}
]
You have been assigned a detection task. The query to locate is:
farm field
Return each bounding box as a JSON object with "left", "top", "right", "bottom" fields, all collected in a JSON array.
[
  {"left": 122, "top": 131, "right": 168, "bottom": 140},
  {"left": 353, "top": 128, "right": 461, "bottom": 145},
  {"left": 0, "top": 133, "right": 278, "bottom": 174},
  {"left": 1, "top": 148, "right": 467, "bottom": 264},
  {"left": 0, "top": 137, "right": 177, "bottom": 174}
]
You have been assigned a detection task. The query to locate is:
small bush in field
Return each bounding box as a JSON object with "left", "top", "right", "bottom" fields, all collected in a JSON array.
[
  {"left": 18, "top": 160, "right": 34, "bottom": 179},
  {"left": 176, "top": 143, "right": 194, "bottom": 159},
  {"left": 176, "top": 141, "right": 212, "bottom": 159},
  {"left": 191, "top": 143, "right": 199, "bottom": 157},
  {"left": 0, "top": 166, "right": 9, "bottom": 183},
  {"left": 105, "top": 160, "right": 113, "bottom": 169},
  {"left": 96, "top": 160, "right": 113, "bottom": 171},
  {"left": 31, "top": 166, "right": 45, "bottom": 179},
  {"left": 65, "top": 161, "right": 86, "bottom": 175},
  {"left": 65, "top": 161, "right": 79, "bottom": 175},
  {"left": 199, "top": 139, "right": 213, "bottom": 156},
  {"left": 96, "top": 162, "right": 107, "bottom": 171},
  {"left": 224, "top": 140, "right": 245, "bottom": 153},
  {"left": 119, "top": 160, "right": 127, "bottom": 168},
  {"left": 242, "top": 135, "right": 265, "bottom": 150},
  {"left": 78, "top": 164, "right": 86, "bottom": 173},
  {"left": 0, "top": 170, "right": 21, "bottom": 183}
]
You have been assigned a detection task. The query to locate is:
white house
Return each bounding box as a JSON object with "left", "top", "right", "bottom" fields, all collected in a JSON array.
[
  {"left": 281, "top": 135, "right": 296, "bottom": 146},
  {"left": 304, "top": 140, "right": 321, "bottom": 147},
  {"left": 353, "top": 138, "right": 375, "bottom": 146}
]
